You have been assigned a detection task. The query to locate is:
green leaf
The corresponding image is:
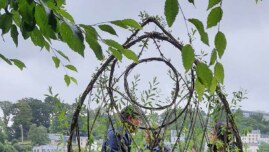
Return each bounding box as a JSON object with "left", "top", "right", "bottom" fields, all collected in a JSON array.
[
  {"left": 44, "top": 41, "right": 50, "bottom": 51},
  {"left": 10, "top": 59, "right": 26, "bottom": 70},
  {"left": 35, "top": 5, "right": 48, "bottom": 27},
  {"left": 209, "top": 77, "right": 217, "bottom": 94},
  {"left": 80, "top": 24, "right": 97, "bottom": 38},
  {"left": 48, "top": 12, "right": 60, "bottom": 33},
  {"left": 0, "top": 0, "right": 7, "bottom": 9},
  {"left": 111, "top": 20, "right": 128, "bottom": 29},
  {"left": 0, "top": 54, "right": 12, "bottom": 65},
  {"left": 256, "top": 0, "right": 262, "bottom": 3},
  {"left": 52, "top": 57, "right": 60, "bottom": 68},
  {"left": 207, "top": 0, "right": 221, "bottom": 10},
  {"left": 56, "top": 50, "right": 70, "bottom": 62},
  {"left": 46, "top": 0, "right": 58, "bottom": 10},
  {"left": 12, "top": 11, "right": 21, "bottom": 26},
  {"left": 188, "top": 18, "right": 209, "bottom": 45},
  {"left": 10, "top": 25, "right": 19, "bottom": 47},
  {"left": 122, "top": 49, "right": 138, "bottom": 63},
  {"left": 109, "top": 47, "right": 122, "bottom": 61},
  {"left": 60, "top": 22, "right": 85, "bottom": 56},
  {"left": 122, "top": 19, "right": 142, "bottom": 29},
  {"left": 196, "top": 62, "right": 213, "bottom": 88},
  {"left": 87, "top": 38, "right": 103, "bottom": 60},
  {"left": 31, "top": 27, "right": 45, "bottom": 48},
  {"left": 188, "top": 0, "right": 195, "bottom": 5},
  {"left": 214, "top": 62, "right": 224, "bottom": 84},
  {"left": 110, "top": 19, "right": 142, "bottom": 29},
  {"left": 18, "top": 0, "right": 35, "bottom": 25},
  {"left": 214, "top": 31, "right": 226, "bottom": 58},
  {"left": 98, "top": 24, "right": 117, "bottom": 36},
  {"left": 64, "top": 75, "right": 71, "bottom": 86},
  {"left": 35, "top": 5, "right": 55, "bottom": 39},
  {"left": 0, "top": 13, "right": 12, "bottom": 35},
  {"left": 209, "top": 49, "right": 217, "bottom": 65},
  {"left": 70, "top": 77, "right": 78, "bottom": 85},
  {"left": 57, "top": 8, "right": 75, "bottom": 23},
  {"left": 207, "top": 7, "right": 223, "bottom": 29},
  {"left": 81, "top": 25, "right": 103, "bottom": 60},
  {"left": 195, "top": 78, "right": 205, "bottom": 101},
  {"left": 165, "top": 0, "right": 179, "bottom": 27},
  {"left": 182, "top": 44, "right": 195, "bottom": 72},
  {"left": 65, "top": 64, "right": 78, "bottom": 72},
  {"left": 104, "top": 39, "right": 124, "bottom": 51},
  {"left": 22, "top": 21, "right": 35, "bottom": 32},
  {"left": 21, "top": 27, "right": 30, "bottom": 39},
  {"left": 56, "top": 0, "right": 66, "bottom": 7}
]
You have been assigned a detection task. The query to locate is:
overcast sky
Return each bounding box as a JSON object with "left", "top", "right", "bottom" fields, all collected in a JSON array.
[{"left": 0, "top": 0, "right": 268, "bottom": 112}]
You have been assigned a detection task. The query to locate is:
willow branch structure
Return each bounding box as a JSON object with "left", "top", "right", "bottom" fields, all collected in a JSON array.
[{"left": 67, "top": 17, "right": 243, "bottom": 152}]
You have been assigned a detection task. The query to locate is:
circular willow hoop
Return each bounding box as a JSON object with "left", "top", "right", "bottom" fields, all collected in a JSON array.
[
  {"left": 139, "top": 94, "right": 192, "bottom": 130},
  {"left": 124, "top": 57, "right": 180, "bottom": 110}
]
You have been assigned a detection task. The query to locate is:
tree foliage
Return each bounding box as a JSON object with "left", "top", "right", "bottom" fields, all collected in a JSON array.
[
  {"left": 24, "top": 98, "right": 52, "bottom": 128},
  {"left": 0, "top": 101, "right": 13, "bottom": 131},
  {"left": 258, "top": 142, "right": 269, "bottom": 152},
  {"left": 0, "top": 95, "right": 87, "bottom": 140},
  {"left": 11, "top": 100, "right": 32, "bottom": 139},
  {"left": 0, "top": 143, "right": 17, "bottom": 152},
  {"left": 234, "top": 109, "right": 269, "bottom": 135},
  {"left": 0, "top": 0, "right": 141, "bottom": 86},
  {"left": 28, "top": 124, "right": 50, "bottom": 146},
  {"left": 0, "top": 119, "right": 7, "bottom": 143}
]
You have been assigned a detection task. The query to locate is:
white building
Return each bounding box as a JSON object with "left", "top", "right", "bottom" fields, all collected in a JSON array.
[
  {"left": 241, "top": 130, "right": 269, "bottom": 152},
  {"left": 259, "top": 135, "right": 269, "bottom": 143},
  {"left": 48, "top": 134, "right": 69, "bottom": 146},
  {"left": 48, "top": 133, "right": 90, "bottom": 148},
  {"left": 32, "top": 145, "right": 66, "bottom": 152},
  {"left": 32, "top": 134, "right": 91, "bottom": 152},
  {"left": 241, "top": 130, "right": 261, "bottom": 144}
]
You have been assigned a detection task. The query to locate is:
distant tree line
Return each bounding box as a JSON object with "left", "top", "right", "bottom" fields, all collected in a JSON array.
[
  {"left": 234, "top": 109, "right": 269, "bottom": 135},
  {"left": 1, "top": 95, "right": 269, "bottom": 152},
  {"left": 0, "top": 95, "right": 93, "bottom": 151}
]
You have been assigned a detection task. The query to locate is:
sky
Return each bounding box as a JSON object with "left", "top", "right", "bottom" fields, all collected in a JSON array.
[{"left": 0, "top": 0, "right": 269, "bottom": 112}]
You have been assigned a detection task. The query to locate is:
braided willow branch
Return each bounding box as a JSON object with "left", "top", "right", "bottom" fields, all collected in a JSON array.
[
  {"left": 216, "top": 86, "right": 243, "bottom": 151},
  {"left": 67, "top": 17, "right": 243, "bottom": 152}
]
